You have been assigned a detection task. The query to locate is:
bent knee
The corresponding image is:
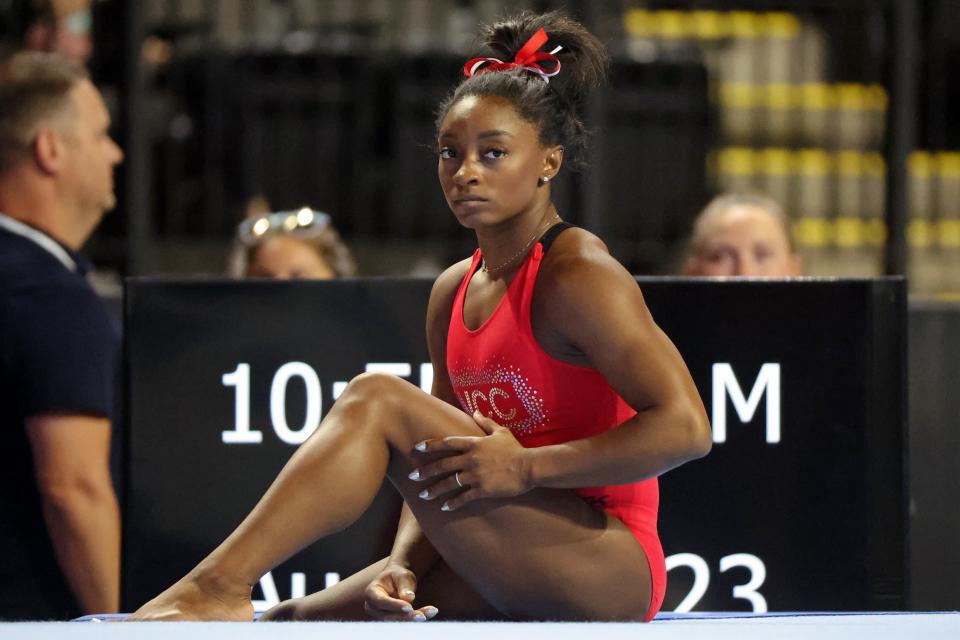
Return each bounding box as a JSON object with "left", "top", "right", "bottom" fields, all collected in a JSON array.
[{"left": 341, "top": 371, "right": 410, "bottom": 405}]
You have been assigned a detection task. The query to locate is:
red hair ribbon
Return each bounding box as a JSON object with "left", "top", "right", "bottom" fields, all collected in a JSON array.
[{"left": 463, "top": 28, "right": 562, "bottom": 83}]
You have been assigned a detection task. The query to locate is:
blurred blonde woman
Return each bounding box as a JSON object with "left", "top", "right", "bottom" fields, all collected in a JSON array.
[
  {"left": 228, "top": 207, "right": 356, "bottom": 280},
  {"left": 684, "top": 193, "right": 802, "bottom": 277}
]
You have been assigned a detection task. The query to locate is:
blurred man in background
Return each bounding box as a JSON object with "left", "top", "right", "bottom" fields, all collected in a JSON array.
[
  {"left": 1, "top": 0, "right": 93, "bottom": 64},
  {"left": 0, "top": 52, "right": 122, "bottom": 619},
  {"left": 683, "top": 193, "right": 803, "bottom": 278}
]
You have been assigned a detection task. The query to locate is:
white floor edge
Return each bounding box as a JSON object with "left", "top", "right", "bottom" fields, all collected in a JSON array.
[{"left": 1, "top": 613, "right": 959, "bottom": 640}]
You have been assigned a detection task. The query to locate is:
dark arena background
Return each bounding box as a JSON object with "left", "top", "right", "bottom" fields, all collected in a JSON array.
[
  {"left": 122, "top": 278, "right": 906, "bottom": 614},
  {"left": 2, "top": 0, "right": 959, "bottom": 638}
]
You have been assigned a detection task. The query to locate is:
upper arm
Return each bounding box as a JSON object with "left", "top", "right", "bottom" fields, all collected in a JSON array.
[
  {"left": 425, "top": 261, "right": 470, "bottom": 407},
  {"left": 26, "top": 414, "right": 113, "bottom": 493},
  {"left": 540, "top": 245, "right": 705, "bottom": 418}
]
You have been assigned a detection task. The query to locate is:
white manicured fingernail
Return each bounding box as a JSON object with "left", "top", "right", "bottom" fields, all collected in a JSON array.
[
  {"left": 415, "top": 441, "right": 427, "bottom": 452},
  {"left": 424, "top": 607, "right": 438, "bottom": 619},
  {"left": 401, "top": 605, "right": 413, "bottom": 613},
  {"left": 402, "top": 589, "right": 415, "bottom": 598},
  {"left": 408, "top": 469, "right": 420, "bottom": 480},
  {"left": 441, "top": 502, "right": 452, "bottom": 511},
  {"left": 413, "top": 613, "right": 427, "bottom": 621},
  {"left": 418, "top": 489, "right": 429, "bottom": 499}
]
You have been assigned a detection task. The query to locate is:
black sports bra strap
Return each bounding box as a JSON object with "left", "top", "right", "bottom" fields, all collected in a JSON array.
[{"left": 540, "top": 221, "right": 574, "bottom": 254}]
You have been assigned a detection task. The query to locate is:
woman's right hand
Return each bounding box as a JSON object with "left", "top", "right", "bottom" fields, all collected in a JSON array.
[{"left": 363, "top": 563, "right": 438, "bottom": 621}]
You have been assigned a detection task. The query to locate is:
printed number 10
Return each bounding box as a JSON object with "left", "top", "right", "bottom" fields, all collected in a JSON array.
[{"left": 221, "top": 362, "right": 322, "bottom": 445}]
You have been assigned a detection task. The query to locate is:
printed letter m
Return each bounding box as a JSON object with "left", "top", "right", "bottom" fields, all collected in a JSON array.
[{"left": 711, "top": 363, "right": 781, "bottom": 444}]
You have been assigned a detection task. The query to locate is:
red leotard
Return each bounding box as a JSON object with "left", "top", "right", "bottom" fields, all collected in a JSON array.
[{"left": 445, "top": 235, "right": 666, "bottom": 621}]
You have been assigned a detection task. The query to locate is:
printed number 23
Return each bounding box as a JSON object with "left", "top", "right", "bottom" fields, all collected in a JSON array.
[{"left": 666, "top": 553, "right": 767, "bottom": 612}]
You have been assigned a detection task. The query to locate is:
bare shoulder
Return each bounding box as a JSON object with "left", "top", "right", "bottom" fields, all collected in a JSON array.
[
  {"left": 537, "top": 227, "right": 644, "bottom": 307},
  {"left": 427, "top": 258, "right": 472, "bottom": 318},
  {"left": 532, "top": 226, "right": 657, "bottom": 368}
]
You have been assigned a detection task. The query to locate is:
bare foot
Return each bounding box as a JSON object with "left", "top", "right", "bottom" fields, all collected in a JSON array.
[{"left": 127, "top": 570, "right": 254, "bottom": 621}]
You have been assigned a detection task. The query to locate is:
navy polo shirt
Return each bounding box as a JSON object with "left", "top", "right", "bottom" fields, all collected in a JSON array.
[{"left": 0, "top": 213, "right": 119, "bottom": 620}]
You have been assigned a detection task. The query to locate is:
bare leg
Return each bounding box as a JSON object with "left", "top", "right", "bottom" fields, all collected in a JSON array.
[
  {"left": 130, "top": 373, "right": 651, "bottom": 621},
  {"left": 260, "top": 557, "right": 503, "bottom": 621}
]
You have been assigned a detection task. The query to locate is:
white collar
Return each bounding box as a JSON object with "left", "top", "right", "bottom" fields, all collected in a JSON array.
[{"left": 0, "top": 212, "right": 78, "bottom": 272}]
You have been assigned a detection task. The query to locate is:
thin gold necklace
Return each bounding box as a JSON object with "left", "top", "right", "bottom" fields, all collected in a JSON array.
[{"left": 481, "top": 213, "right": 560, "bottom": 277}]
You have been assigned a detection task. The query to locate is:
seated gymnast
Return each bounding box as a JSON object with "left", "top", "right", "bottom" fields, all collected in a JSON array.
[{"left": 130, "top": 11, "right": 711, "bottom": 623}]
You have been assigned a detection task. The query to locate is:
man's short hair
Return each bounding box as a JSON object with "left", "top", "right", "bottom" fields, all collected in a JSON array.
[{"left": 0, "top": 51, "right": 88, "bottom": 174}]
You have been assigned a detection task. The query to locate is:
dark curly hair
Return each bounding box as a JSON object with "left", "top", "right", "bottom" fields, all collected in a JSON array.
[{"left": 436, "top": 10, "right": 609, "bottom": 170}]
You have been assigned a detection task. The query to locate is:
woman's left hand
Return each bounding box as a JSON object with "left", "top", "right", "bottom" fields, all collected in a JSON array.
[{"left": 409, "top": 411, "right": 533, "bottom": 511}]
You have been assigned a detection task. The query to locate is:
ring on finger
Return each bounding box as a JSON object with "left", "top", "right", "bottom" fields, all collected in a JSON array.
[{"left": 455, "top": 471, "right": 463, "bottom": 488}]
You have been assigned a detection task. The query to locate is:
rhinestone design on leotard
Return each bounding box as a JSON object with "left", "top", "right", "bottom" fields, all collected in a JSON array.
[{"left": 449, "top": 357, "right": 549, "bottom": 436}]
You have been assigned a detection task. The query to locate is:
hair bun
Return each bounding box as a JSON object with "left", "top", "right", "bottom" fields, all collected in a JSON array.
[
  {"left": 479, "top": 10, "right": 609, "bottom": 102},
  {"left": 437, "top": 10, "right": 609, "bottom": 170}
]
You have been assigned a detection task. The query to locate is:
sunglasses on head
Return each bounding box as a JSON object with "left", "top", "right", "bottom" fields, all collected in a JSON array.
[{"left": 237, "top": 208, "right": 332, "bottom": 246}]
